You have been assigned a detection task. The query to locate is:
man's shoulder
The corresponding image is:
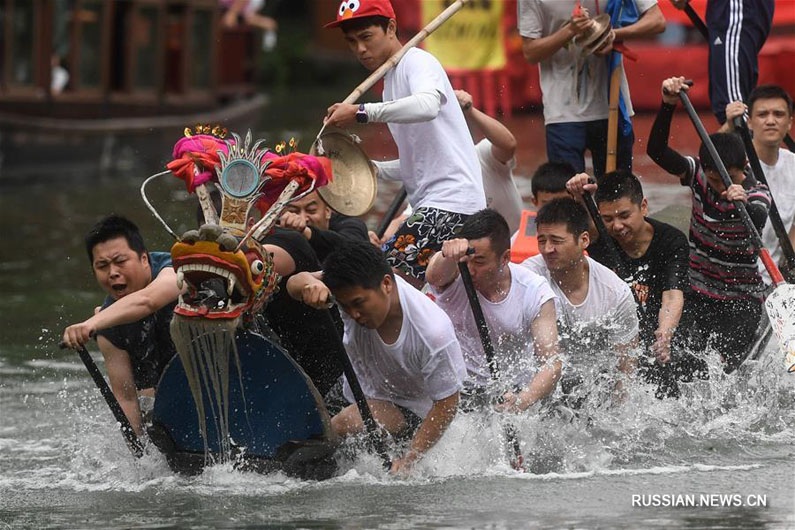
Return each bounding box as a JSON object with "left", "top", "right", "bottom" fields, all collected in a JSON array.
[
  {"left": 149, "top": 251, "right": 173, "bottom": 277},
  {"left": 519, "top": 254, "right": 548, "bottom": 276},
  {"left": 777, "top": 148, "right": 795, "bottom": 170},
  {"left": 398, "top": 280, "right": 456, "bottom": 343},
  {"left": 587, "top": 257, "right": 633, "bottom": 298},
  {"left": 647, "top": 217, "right": 688, "bottom": 247},
  {"left": 510, "top": 262, "right": 548, "bottom": 288}
]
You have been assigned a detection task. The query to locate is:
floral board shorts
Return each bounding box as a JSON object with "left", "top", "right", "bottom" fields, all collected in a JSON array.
[{"left": 381, "top": 206, "right": 469, "bottom": 281}]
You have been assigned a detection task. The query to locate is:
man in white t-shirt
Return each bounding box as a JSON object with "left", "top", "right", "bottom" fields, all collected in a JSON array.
[
  {"left": 425, "top": 209, "right": 560, "bottom": 412},
  {"left": 372, "top": 89, "right": 524, "bottom": 246},
  {"left": 518, "top": 0, "right": 665, "bottom": 178},
  {"left": 287, "top": 240, "right": 466, "bottom": 475},
  {"left": 720, "top": 84, "right": 795, "bottom": 283},
  {"left": 520, "top": 198, "right": 638, "bottom": 398},
  {"left": 324, "top": 0, "right": 485, "bottom": 286}
]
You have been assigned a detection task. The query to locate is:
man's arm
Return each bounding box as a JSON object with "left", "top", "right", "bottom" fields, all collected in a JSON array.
[
  {"left": 511, "top": 300, "right": 562, "bottom": 410},
  {"left": 457, "top": 91, "right": 516, "bottom": 164},
  {"left": 390, "top": 391, "right": 459, "bottom": 474},
  {"left": 424, "top": 238, "right": 470, "bottom": 292},
  {"left": 653, "top": 289, "right": 684, "bottom": 363},
  {"left": 286, "top": 271, "right": 330, "bottom": 309},
  {"left": 325, "top": 92, "right": 442, "bottom": 129},
  {"left": 613, "top": 5, "right": 666, "bottom": 41},
  {"left": 97, "top": 336, "right": 143, "bottom": 435},
  {"left": 521, "top": 15, "right": 591, "bottom": 64},
  {"left": 63, "top": 267, "right": 181, "bottom": 348},
  {"left": 647, "top": 77, "right": 694, "bottom": 182}
]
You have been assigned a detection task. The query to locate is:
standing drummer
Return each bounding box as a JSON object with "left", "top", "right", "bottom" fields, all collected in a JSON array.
[{"left": 324, "top": 0, "right": 485, "bottom": 287}]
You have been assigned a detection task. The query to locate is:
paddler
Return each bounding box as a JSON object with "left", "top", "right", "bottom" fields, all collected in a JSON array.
[
  {"left": 565, "top": 171, "right": 693, "bottom": 398},
  {"left": 719, "top": 85, "right": 795, "bottom": 284},
  {"left": 287, "top": 240, "right": 466, "bottom": 474},
  {"left": 425, "top": 209, "right": 561, "bottom": 412},
  {"left": 521, "top": 199, "right": 640, "bottom": 403},
  {"left": 61, "top": 215, "right": 181, "bottom": 434},
  {"left": 647, "top": 76, "right": 772, "bottom": 372},
  {"left": 324, "top": 0, "right": 485, "bottom": 287},
  {"left": 278, "top": 189, "right": 369, "bottom": 262}
]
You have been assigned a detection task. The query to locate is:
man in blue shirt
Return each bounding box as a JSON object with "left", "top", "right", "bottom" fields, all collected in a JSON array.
[{"left": 62, "top": 215, "right": 181, "bottom": 435}]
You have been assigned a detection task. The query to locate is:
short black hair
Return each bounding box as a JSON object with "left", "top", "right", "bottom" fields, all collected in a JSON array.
[
  {"left": 595, "top": 170, "right": 644, "bottom": 206},
  {"left": 531, "top": 161, "right": 576, "bottom": 197},
  {"left": 535, "top": 198, "right": 589, "bottom": 238},
  {"left": 341, "top": 15, "right": 391, "bottom": 35},
  {"left": 699, "top": 133, "right": 746, "bottom": 173},
  {"left": 85, "top": 214, "right": 147, "bottom": 263},
  {"left": 748, "top": 84, "right": 793, "bottom": 117},
  {"left": 455, "top": 208, "right": 511, "bottom": 256},
  {"left": 322, "top": 240, "right": 394, "bottom": 291}
]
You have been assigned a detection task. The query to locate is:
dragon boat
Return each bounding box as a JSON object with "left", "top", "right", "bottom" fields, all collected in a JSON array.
[{"left": 142, "top": 126, "right": 341, "bottom": 479}]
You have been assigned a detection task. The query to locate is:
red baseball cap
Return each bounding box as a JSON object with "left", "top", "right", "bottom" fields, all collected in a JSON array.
[{"left": 324, "top": 0, "right": 396, "bottom": 29}]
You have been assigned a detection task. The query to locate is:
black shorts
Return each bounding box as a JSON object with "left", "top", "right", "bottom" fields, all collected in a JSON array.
[
  {"left": 381, "top": 206, "right": 469, "bottom": 282},
  {"left": 394, "top": 404, "right": 423, "bottom": 441}
]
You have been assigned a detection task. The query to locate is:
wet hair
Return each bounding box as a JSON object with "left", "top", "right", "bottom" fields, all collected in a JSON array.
[
  {"left": 535, "top": 198, "right": 590, "bottom": 238},
  {"left": 748, "top": 84, "right": 793, "bottom": 117},
  {"left": 455, "top": 208, "right": 511, "bottom": 256},
  {"left": 531, "top": 161, "right": 577, "bottom": 197},
  {"left": 322, "top": 240, "right": 394, "bottom": 291},
  {"left": 595, "top": 170, "right": 644, "bottom": 206},
  {"left": 699, "top": 133, "right": 746, "bottom": 172},
  {"left": 85, "top": 214, "right": 147, "bottom": 263},
  {"left": 341, "top": 15, "right": 392, "bottom": 35}
]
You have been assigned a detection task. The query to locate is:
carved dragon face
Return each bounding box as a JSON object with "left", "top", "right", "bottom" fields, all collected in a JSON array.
[{"left": 171, "top": 224, "right": 279, "bottom": 320}]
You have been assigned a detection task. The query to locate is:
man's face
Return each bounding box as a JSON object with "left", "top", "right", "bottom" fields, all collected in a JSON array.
[
  {"left": 749, "top": 97, "right": 792, "bottom": 147},
  {"left": 465, "top": 236, "right": 509, "bottom": 292},
  {"left": 343, "top": 21, "right": 396, "bottom": 72},
  {"left": 91, "top": 236, "right": 151, "bottom": 300},
  {"left": 536, "top": 222, "right": 588, "bottom": 273},
  {"left": 332, "top": 276, "right": 393, "bottom": 329},
  {"left": 532, "top": 190, "right": 570, "bottom": 210},
  {"left": 284, "top": 191, "right": 332, "bottom": 230},
  {"left": 598, "top": 197, "right": 648, "bottom": 246}
]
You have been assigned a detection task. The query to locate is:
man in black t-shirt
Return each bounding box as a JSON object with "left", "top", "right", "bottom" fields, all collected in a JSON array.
[
  {"left": 566, "top": 171, "right": 694, "bottom": 398},
  {"left": 261, "top": 227, "right": 345, "bottom": 399},
  {"left": 62, "top": 215, "right": 182, "bottom": 433},
  {"left": 279, "top": 190, "right": 369, "bottom": 262}
]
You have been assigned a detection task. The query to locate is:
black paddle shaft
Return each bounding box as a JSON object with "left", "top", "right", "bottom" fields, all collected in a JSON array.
[
  {"left": 60, "top": 342, "right": 144, "bottom": 458},
  {"left": 733, "top": 116, "right": 795, "bottom": 277},
  {"left": 376, "top": 187, "right": 408, "bottom": 240},
  {"left": 457, "top": 261, "right": 498, "bottom": 378},
  {"left": 457, "top": 258, "right": 523, "bottom": 467},
  {"left": 678, "top": 90, "right": 766, "bottom": 248}
]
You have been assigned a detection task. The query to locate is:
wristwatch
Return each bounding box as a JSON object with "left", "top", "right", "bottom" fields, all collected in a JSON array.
[{"left": 355, "top": 103, "right": 368, "bottom": 124}]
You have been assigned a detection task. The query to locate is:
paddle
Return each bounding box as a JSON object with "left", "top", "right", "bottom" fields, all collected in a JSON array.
[
  {"left": 58, "top": 341, "right": 144, "bottom": 458},
  {"left": 678, "top": 87, "right": 795, "bottom": 372},
  {"left": 456, "top": 253, "right": 524, "bottom": 470},
  {"left": 732, "top": 116, "right": 795, "bottom": 280},
  {"left": 325, "top": 298, "right": 392, "bottom": 469},
  {"left": 376, "top": 187, "right": 408, "bottom": 241}
]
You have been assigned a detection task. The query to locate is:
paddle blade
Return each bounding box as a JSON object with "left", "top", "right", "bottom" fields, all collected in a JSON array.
[{"left": 764, "top": 283, "right": 795, "bottom": 373}]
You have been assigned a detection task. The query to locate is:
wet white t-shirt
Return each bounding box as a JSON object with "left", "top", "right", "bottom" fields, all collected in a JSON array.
[
  {"left": 382, "top": 48, "right": 485, "bottom": 215},
  {"left": 341, "top": 276, "right": 467, "bottom": 418},
  {"left": 758, "top": 148, "right": 795, "bottom": 283},
  {"left": 475, "top": 139, "right": 524, "bottom": 235},
  {"left": 521, "top": 255, "right": 638, "bottom": 355},
  {"left": 430, "top": 263, "right": 556, "bottom": 388}
]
